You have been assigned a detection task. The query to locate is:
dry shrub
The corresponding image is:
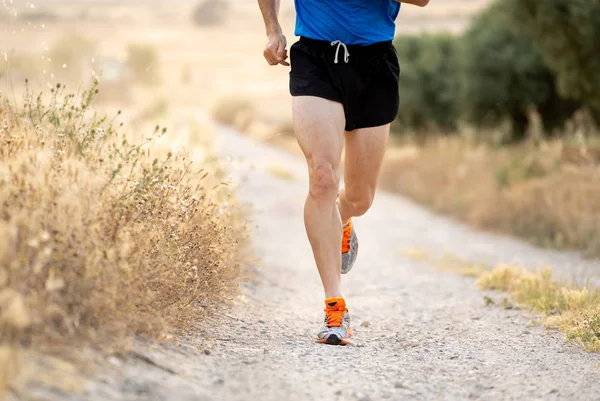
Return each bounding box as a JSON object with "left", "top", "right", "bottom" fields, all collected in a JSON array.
[
  {"left": 93, "top": 58, "right": 135, "bottom": 105},
  {"left": 125, "top": 44, "right": 161, "bottom": 86},
  {"left": 380, "top": 136, "right": 600, "bottom": 256},
  {"left": 49, "top": 33, "right": 96, "bottom": 83},
  {"left": 498, "top": 167, "right": 600, "bottom": 254},
  {"left": 18, "top": 8, "right": 59, "bottom": 22},
  {"left": 192, "top": 0, "right": 229, "bottom": 26},
  {"left": 0, "top": 81, "right": 244, "bottom": 394},
  {"left": 134, "top": 97, "right": 170, "bottom": 123},
  {"left": 212, "top": 97, "right": 256, "bottom": 131},
  {"left": 266, "top": 164, "right": 296, "bottom": 181},
  {"left": 479, "top": 265, "right": 600, "bottom": 351},
  {"left": 0, "top": 53, "right": 45, "bottom": 83},
  {"left": 274, "top": 120, "right": 295, "bottom": 137}
]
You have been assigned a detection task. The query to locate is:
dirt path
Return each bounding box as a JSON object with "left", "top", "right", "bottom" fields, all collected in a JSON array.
[{"left": 11, "top": 125, "right": 600, "bottom": 401}]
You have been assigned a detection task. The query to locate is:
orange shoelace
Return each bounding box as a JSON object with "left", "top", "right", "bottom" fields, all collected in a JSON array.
[
  {"left": 341, "top": 219, "right": 353, "bottom": 254},
  {"left": 324, "top": 298, "right": 347, "bottom": 328},
  {"left": 325, "top": 308, "right": 346, "bottom": 327}
]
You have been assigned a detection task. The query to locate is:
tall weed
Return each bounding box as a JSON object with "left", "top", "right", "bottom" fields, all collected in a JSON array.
[{"left": 0, "top": 80, "right": 245, "bottom": 393}]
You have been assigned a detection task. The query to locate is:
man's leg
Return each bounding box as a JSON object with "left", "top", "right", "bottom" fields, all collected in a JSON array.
[
  {"left": 338, "top": 124, "right": 390, "bottom": 225},
  {"left": 293, "top": 96, "right": 345, "bottom": 299}
]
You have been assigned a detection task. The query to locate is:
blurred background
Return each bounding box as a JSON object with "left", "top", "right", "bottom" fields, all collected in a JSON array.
[{"left": 2, "top": 0, "right": 600, "bottom": 276}]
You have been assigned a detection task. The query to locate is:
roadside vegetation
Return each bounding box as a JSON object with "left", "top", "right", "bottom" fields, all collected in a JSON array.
[
  {"left": 380, "top": 136, "right": 600, "bottom": 256},
  {"left": 392, "top": 0, "right": 599, "bottom": 141},
  {"left": 0, "top": 81, "right": 245, "bottom": 396},
  {"left": 192, "top": 0, "right": 229, "bottom": 26},
  {"left": 479, "top": 265, "right": 600, "bottom": 352},
  {"left": 382, "top": 0, "right": 600, "bottom": 256},
  {"left": 402, "top": 249, "right": 600, "bottom": 352}
]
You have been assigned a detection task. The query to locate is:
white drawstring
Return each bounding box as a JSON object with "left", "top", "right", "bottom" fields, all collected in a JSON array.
[{"left": 330, "top": 40, "right": 350, "bottom": 64}]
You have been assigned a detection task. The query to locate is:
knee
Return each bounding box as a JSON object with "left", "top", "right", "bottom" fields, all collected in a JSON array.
[
  {"left": 344, "top": 190, "right": 374, "bottom": 217},
  {"left": 308, "top": 161, "right": 339, "bottom": 203}
]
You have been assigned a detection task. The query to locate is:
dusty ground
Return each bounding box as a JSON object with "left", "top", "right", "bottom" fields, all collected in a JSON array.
[{"left": 8, "top": 122, "right": 600, "bottom": 401}]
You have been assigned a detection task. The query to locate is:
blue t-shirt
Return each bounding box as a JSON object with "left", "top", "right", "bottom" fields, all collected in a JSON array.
[{"left": 294, "top": 0, "right": 401, "bottom": 46}]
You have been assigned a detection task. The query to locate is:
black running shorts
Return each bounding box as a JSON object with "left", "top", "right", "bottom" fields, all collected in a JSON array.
[{"left": 289, "top": 36, "right": 400, "bottom": 132}]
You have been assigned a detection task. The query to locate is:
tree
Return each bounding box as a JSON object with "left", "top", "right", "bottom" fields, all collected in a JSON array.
[
  {"left": 504, "top": 0, "right": 600, "bottom": 125},
  {"left": 393, "top": 34, "right": 459, "bottom": 134},
  {"left": 458, "top": 2, "right": 579, "bottom": 141}
]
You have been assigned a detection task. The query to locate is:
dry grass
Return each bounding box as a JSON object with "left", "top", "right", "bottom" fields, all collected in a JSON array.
[
  {"left": 212, "top": 96, "right": 256, "bottom": 132},
  {"left": 48, "top": 33, "right": 96, "bottom": 82},
  {"left": 192, "top": 0, "right": 230, "bottom": 26},
  {"left": 266, "top": 164, "right": 296, "bottom": 181},
  {"left": 479, "top": 265, "right": 600, "bottom": 352},
  {"left": 405, "top": 248, "right": 600, "bottom": 351},
  {"left": 380, "top": 136, "right": 600, "bottom": 256},
  {"left": 0, "top": 81, "right": 245, "bottom": 395},
  {"left": 0, "top": 54, "right": 45, "bottom": 84},
  {"left": 211, "top": 96, "right": 303, "bottom": 157},
  {"left": 400, "top": 247, "right": 432, "bottom": 262},
  {"left": 436, "top": 258, "right": 487, "bottom": 278},
  {"left": 125, "top": 43, "right": 161, "bottom": 87},
  {"left": 401, "top": 247, "right": 487, "bottom": 277}
]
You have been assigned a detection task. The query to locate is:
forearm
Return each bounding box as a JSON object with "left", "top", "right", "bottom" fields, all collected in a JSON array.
[
  {"left": 395, "top": 0, "right": 430, "bottom": 7},
  {"left": 258, "top": 0, "right": 282, "bottom": 35}
]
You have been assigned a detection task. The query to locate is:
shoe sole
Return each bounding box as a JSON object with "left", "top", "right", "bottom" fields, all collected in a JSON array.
[
  {"left": 316, "top": 335, "right": 351, "bottom": 345},
  {"left": 315, "top": 328, "right": 353, "bottom": 346}
]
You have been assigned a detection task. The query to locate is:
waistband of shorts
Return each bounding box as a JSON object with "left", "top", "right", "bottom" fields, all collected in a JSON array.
[{"left": 298, "top": 36, "right": 393, "bottom": 54}]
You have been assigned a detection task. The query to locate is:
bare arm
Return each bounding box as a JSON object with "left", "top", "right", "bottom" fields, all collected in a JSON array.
[
  {"left": 258, "top": 0, "right": 282, "bottom": 35},
  {"left": 257, "top": 0, "right": 289, "bottom": 66},
  {"left": 395, "top": 0, "right": 430, "bottom": 7}
]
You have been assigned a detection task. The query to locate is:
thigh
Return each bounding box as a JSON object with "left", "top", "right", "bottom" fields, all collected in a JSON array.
[
  {"left": 343, "top": 124, "right": 390, "bottom": 196},
  {"left": 293, "top": 96, "right": 345, "bottom": 170}
]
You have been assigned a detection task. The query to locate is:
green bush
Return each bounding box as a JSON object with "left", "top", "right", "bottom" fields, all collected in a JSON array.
[
  {"left": 393, "top": 34, "right": 459, "bottom": 134},
  {"left": 392, "top": 1, "right": 587, "bottom": 141},
  {"left": 458, "top": 2, "right": 579, "bottom": 141},
  {"left": 504, "top": 0, "right": 600, "bottom": 126}
]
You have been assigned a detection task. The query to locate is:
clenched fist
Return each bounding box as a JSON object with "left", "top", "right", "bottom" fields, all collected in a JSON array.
[{"left": 263, "top": 32, "right": 289, "bottom": 66}]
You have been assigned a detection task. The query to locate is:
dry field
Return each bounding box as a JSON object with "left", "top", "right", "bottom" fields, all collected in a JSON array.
[{"left": 379, "top": 133, "right": 600, "bottom": 255}]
